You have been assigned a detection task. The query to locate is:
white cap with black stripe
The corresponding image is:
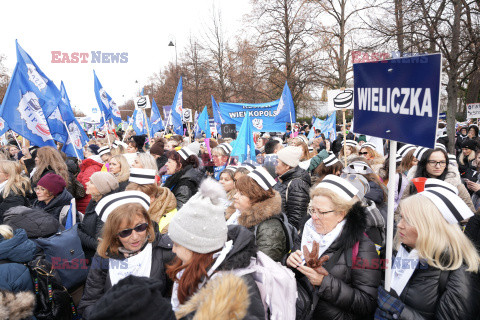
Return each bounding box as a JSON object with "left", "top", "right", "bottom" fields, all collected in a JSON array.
[
  {"left": 419, "top": 189, "right": 474, "bottom": 224},
  {"left": 315, "top": 174, "right": 359, "bottom": 201},
  {"left": 323, "top": 153, "right": 339, "bottom": 167},
  {"left": 413, "top": 147, "right": 428, "bottom": 161},
  {"left": 248, "top": 167, "right": 277, "bottom": 190},
  {"left": 129, "top": 168, "right": 156, "bottom": 185},
  {"left": 218, "top": 143, "right": 233, "bottom": 154},
  {"left": 178, "top": 147, "right": 194, "bottom": 160},
  {"left": 95, "top": 190, "right": 151, "bottom": 222},
  {"left": 342, "top": 140, "right": 359, "bottom": 149},
  {"left": 362, "top": 142, "right": 376, "bottom": 150},
  {"left": 448, "top": 154, "right": 457, "bottom": 167},
  {"left": 98, "top": 146, "right": 111, "bottom": 156},
  {"left": 396, "top": 144, "right": 416, "bottom": 159},
  {"left": 343, "top": 161, "right": 374, "bottom": 175},
  {"left": 241, "top": 162, "right": 257, "bottom": 172},
  {"left": 424, "top": 178, "right": 458, "bottom": 195}
]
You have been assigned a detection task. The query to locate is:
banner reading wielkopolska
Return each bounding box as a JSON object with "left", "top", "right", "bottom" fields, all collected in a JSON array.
[{"left": 219, "top": 100, "right": 286, "bottom": 132}]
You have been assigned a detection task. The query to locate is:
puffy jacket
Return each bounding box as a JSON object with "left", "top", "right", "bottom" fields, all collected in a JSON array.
[
  {"left": 395, "top": 262, "right": 480, "bottom": 319},
  {"left": 117, "top": 179, "right": 129, "bottom": 192},
  {"left": 32, "top": 188, "right": 73, "bottom": 223},
  {"left": 76, "top": 158, "right": 103, "bottom": 214},
  {"left": 465, "top": 214, "right": 480, "bottom": 254},
  {"left": 175, "top": 225, "right": 265, "bottom": 320},
  {"left": 0, "top": 228, "right": 37, "bottom": 292},
  {"left": 273, "top": 166, "right": 312, "bottom": 229},
  {"left": 163, "top": 165, "right": 203, "bottom": 209},
  {"left": 293, "top": 202, "right": 381, "bottom": 319},
  {"left": 4, "top": 206, "right": 61, "bottom": 239},
  {"left": 238, "top": 191, "right": 287, "bottom": 262},
  {"left": 0, "top": 191, "right": 30, "bottom": 224},
  {"left": 78, "top": 228, "right": 175, "bottom": 319},
  {"left": 78, "top": 200, "right": 102, "bottom": 264},
  {"left": 455, "top": 134, "right": 468, "bottom": 155}
]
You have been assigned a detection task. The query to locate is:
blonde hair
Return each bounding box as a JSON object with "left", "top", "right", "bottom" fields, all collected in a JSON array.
[
  {"left": 135, "top": 153, "right": 157, "bottom": 170},
  {"left": 111, "top": 155, "right": 130, "bottom": 183},
  {"left": 399, "top": 194, "right": 480, "bottom": 272},
  {"left": 292, "top": 138, "right": 313, "bottom": 160},
  {"left": 33, "top": 147, "right": 70, "bottom": 186},
  {"left": 0, "top": 225, "right": 13, "bottom": 240},
  {"left": 339, "top": 145, "right": 358, "bottom": 158},
  {"left": 0, "top": 160, "right": 31, "bottom": 198},
  {"left": 359, "top": 146, "right": 381, "bottom": 159},
  {"left": 310, "top": 187, "right": 357, "bottom": 215},
  {"left": 111, "top": 145, "right": 126, "bottom": 156}
]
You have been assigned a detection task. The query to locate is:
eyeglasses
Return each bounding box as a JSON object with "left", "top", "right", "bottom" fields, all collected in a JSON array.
[
  {"left": 117, "top": 223, "right": 148, "bottom": 238},
  {"left": 359, "top": 152, "right": 368, "bottom": 156},
  {"left": 308, "top": 206, "right": 335, "bottom": 218},
  {"left": 427, "top": 160, "right": 447, "bottom": 168}
]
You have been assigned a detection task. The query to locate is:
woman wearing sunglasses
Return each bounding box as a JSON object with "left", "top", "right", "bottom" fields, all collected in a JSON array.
[
  {"left": 78, "top": 194, "right": 174, "bottom": 319},
  {"left": 358, "top": 143, "right": 384, "bottom": 176}
]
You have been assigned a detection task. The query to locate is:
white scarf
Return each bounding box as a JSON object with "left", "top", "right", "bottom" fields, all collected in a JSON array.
[
  {"left": 108, "top": 243, "right": 153, "bottom": 286},
  {"left": 0, "top": 180, "right": 7, "bottom": 194},
  {"left": 226, "top": 209, "right": 241, "bottom": 226},
  {"left": 301, "top": 218, "right": 345, "bottom": 258},
  {"left": 391, "top": 245, "right": 420, "bottom": 296}
]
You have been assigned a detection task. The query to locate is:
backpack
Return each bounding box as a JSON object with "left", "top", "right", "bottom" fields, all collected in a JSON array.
[
  {"left": 34, "top": 224, "right": 88, "bottom": 290},
  {"left": 232, "top": 251, "right": 297, "bottom": 320},
  {"left": 254, "top": 212, "right": 300, "bottom": 255},
  {"left": 27, "top": 257, "right": 80, "bottom": 320}
]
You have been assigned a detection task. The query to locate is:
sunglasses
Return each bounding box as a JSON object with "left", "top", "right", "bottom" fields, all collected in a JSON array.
[
  {"left": 359, "top": 152, "right": 368, "bottom": 155},
  {"left": 117, "top": 223, "right": 148, "bottom": 238}
]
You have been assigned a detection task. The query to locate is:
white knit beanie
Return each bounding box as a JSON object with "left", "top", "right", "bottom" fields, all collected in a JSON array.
[
  {"left": 277, "top": 146, "right": 302, "bottom": 168},
  {"left": 168, "top": 178, "right": 228, "bottom": 253}
]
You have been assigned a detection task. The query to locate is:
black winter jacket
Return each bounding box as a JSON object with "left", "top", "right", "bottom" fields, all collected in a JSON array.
[
  {"left": 77, "top": 197, "right": 105, "bottom": 263},
  {"left": 0, "top": 191, "right": 30, "bottom": 224},
  {"left": 395, "top": 262, "right": 480, "bottom": 319},
  {"left": 163, "top": 165, "right": 203, "bottom": 209},
  {"left": 117, "top": 180, "right": 129, "bottom": 192},
  {"left": 3, "top": 206, "right": 62, "bottom": 238},
  {"left": 273, "top": 166, "right": 312, "bottom": 229},
  {"left": 293, "top": 202, "right": 381, "bottom": 319},
  {"left": 32, "top": 188, "right": 73, "bottom": 223},
  {"left": 78, "top": 228, "right": 175, "bottom": 319}
]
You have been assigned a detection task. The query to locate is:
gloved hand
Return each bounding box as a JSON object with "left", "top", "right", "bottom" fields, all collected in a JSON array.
[
  {"left": 303, "top": 242, "right": 329, "bottom": 276},
  {"left": 376, "top": 285, "right": 404, "bottom": 319}
]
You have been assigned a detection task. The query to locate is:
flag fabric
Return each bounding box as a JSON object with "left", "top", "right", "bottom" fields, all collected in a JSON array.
[
  {"left": 308, "top": 117, "right": 324, "bottom": 139},
  {"left": 308, "top": 112, "right": 337, "bottom": 140},
  {"left": 0, "top": 117, "right": 9, "bottom": 136},
  {"left": 64, "top": 198, "right": 77, "bottom": 230},
  {"left": 149, "top": 98, "right": 164, "bottom": 133},
  {"left": 230, "top": 111, "right": 255, "bottom": 163},
  {"left": 132, "top": 109, "right": 148, "bottom": 135},
  {"left": 211, "top": 95, "right": 224, "bottom": 133},
  {"left": 60, "top": 81, "right": 88, "bottom": 159},
  {"left": 273, "top": 81, "right": 295, "bottom": 123},
  {"left": 93, "top": 70, "right": 121, "bottom": 125},
  {"left": 0, "top": 64, "right": 55, "bottom": 147},
  {"left": 170, "top": 77, "right": 183, "bottom": 135},
  {"left": 197, "top": 106, "right": 211, "bottom": 138}
]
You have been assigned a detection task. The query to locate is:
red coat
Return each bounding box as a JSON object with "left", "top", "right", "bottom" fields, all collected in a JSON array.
[{"left": 76, "top": 158, "right": 103, "bottom": 214}]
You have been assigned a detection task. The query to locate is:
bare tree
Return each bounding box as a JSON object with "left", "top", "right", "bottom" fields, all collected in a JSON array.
[{"left": 0, "top": 55, "right": 10, "bottom": 103}]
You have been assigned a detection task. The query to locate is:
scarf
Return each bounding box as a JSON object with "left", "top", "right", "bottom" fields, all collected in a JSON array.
[
  {"left": 301, "top": 218, "right": 345, "bottom": 258},
  {"left": 0, "top": 180, "right": 7, "bottom": 195},
  {"left": 109, "top": 242, "right": 153, "bottom": 286},
  {"left": 214, "top": 165, "right": 226, "bottom": 180},
  {"left": 391, "top": 244, "right": 420, "bottom": 296},
  {"left": 149, "top": 186, "right": 177, "bottom": 223}
]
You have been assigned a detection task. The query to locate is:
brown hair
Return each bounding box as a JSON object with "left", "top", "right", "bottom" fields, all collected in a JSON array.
[
  {"left": 397, "top": 149, "right": 416, "bottom": 174},
  {"left": 125, "top": 182, "right": 160, "bottom": 198},
  {"left": 97, "top": 203, "right": 155, "bottom": 258},
  {"left": 359, "top": 146, "right": 381, "bottom": 159},
  {"left": 32, "top": 147, "right": 70, "bottom": 186},
  {"left": 313, "top": 161, "right": 344, "bottom": 182},
  {"left": 235, "top": 175, "right": 275, "bottom": 204},
  {"left": 167, "top": 252, "right": 215, "bottom": 304}
]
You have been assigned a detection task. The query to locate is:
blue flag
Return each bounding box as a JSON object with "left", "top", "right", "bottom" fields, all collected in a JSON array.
[
  {"left": 230, "top": 111, "right": 255, "bottom": 163},
  {"left": 273, "top": 81, "right": 295, "bottom": 123},
  {"left": 0, "top": 117, "right": 9, "bottom": 136},
  {"left": 132, "top": 109, "right": 148, "bottom": 135},
  {"left": 150, "top": 98, "right": 164, "bottom": 133},
  {"left": 308, "top": 112, "right": 337, "bottom": 140},
  {"left": 64, "top": 199, "right": 77, "bottom": 230},
  {"left": 170, "top": 77, "right": 183, "bottom": 135},
  {"left": 211, "top": 95, "right": 224, "bottom": 133},
  {"left": 0, "top": 64, "right": 55, "bottom": 147},
  {"left": 93, "top": 70, "right": 121, "bottom": 125},
  {"left": 60, "top": 81, "right": 88, "bottom": 159},
  {"left": 197, "top": 106, "right": 211, "bottom": 138}
]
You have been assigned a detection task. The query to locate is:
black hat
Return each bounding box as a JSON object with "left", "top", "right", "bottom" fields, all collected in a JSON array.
[
  {"left": 462, "top": 139, "right": 476, "bottom": 151},
  {"left": 131, "top": 135, "right": 146, "bottom": 149},
  {"left": 88, "top": 144, "right": 100, "bottom": 155}
]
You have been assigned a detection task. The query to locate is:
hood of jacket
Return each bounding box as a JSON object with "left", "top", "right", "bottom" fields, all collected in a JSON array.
[
  {"left": 180, "top": 166, "right": 203, "bottom": 184},
  {"left": 37, "top": 188, "right": 73, "bottom": 211},
  {"left": 238, "top": 191, "right": 282, "bottom": 228},
  {"left": 218, "top": 225, "right": 257, "bottom": 271},
  {"left": 0, "top": 291, "right": 36, "bottom": 320},
  {"left": 3, "top": 206, "right": 62, "bottom": 238},
  {"left": 407, "top": 164, "right": 462, "bottom": 187},
  {"left": 330, "top": 201, "right": 368, "bottom": 253},
  {"left": 279, "top": 165, "right": 311, "bottom": 185},
  {"left": 0, "top": 228, "right": 37, "bottom": 262},
  {"left": 175, "top": 273, "right": 249, "bottom": 320},
  {"left": 81, "top": 158, "right": 103, "bottom": 170}
]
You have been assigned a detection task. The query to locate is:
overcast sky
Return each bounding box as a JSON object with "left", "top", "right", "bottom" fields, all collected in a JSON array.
[{"left": 0, "top": 0, "right": 251, "bottom": 119}]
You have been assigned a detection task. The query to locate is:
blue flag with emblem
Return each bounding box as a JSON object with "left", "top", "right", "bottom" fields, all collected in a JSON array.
[
  {"left": 132, "top": 109, "right": 148, "bottom": 135},
  {"left": 0, "top": 117, "right": 9, "bottom": 136},
  {"left": 273, "top": 81, "right": 295, "bottom": 123},
  {"left": 211, "top": 95, "right": 224, "bottom": 133},
  {"left": 197, "top": 106, "right": 211, "bottom": 138},
  {"left": 150, "top": 98, "right": 164, "bottom": 133},
  {"left": 93, "top": 70, "right": 121, "bottom": 125},
  {"left": 60, "top": 81, "right": 88, "bottom": 159},
  {"left": 170, "top": 77, "right": 183, "bottom": 135},
  {"left": 230, "top": 111, "right": 255, "bottom": 163},
  {"left": 308, "top": 112, "right": 337, "bottom": 140}
]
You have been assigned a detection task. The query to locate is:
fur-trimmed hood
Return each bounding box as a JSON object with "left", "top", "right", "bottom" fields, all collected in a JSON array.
[
  {"left": 238, "top": 191, "right": 282, "bottom": 228},
  {"left": 458, "top": 150, "right": 476, "bottom": 166},
  {"left": 407, "top": 164, "right": 462, "bottom": 187},
  {"left": 175, "top": 273, "right": 250, "bottom": 320},
  {"left": 332, "top": 201, "right": 368, "bottom": 252},
  {"left": 0, "top": 290, "right": 35, "bottom": 320}
]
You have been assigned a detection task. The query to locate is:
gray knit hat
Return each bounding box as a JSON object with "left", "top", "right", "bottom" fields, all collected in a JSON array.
[
  {"left": 168, "top": 178, "right": 227, "bottom": 253},
  {"left": 89, "top": 172, "right": 119, "bottom": 195}
]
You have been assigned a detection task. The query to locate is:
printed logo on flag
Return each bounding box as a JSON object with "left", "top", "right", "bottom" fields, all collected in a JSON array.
[
  {"left": 252, "top": 118, "right": 263, "bottom": 130},
  {"left": 18, "top": 92, "right": 51, "bottom": 140},
  {"left": 0, "top": 118, "right": 4, "bottom": 131},
  {"left": 67, "top": 122, "right": 82, "bottom": 149},
  {"left": 100, "top": 88, "right": 109, "bottom": 108},
  {"left": 48, "top": 107, "right": 63, "bottom": 121},
  {"left": 135, "top": 111, "right": 144, "bottom": 129},
  {"left": 110, "top": 100, "right": 120, "bottom": 117},
  {"left": 175, "top": 91, "right": 183, "bottom": 115},
  {"left": 26, "top": 64, "right": 47, "bottom": 91},
  {"left": 276, "top": 96, "right": 285, "bottom": 114}
]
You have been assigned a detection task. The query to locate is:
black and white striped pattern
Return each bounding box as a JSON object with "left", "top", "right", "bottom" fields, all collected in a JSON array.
[
  {"left": 413, "top": 147, "right": 428, "bottom": 161},
  {"left": 248, "top": 167, "right": 276, "bottom": 190},
  {"left": 98, "top": 146, "right": 111, "bottom": 156},
  {"left": 323, "top": 153, "right": 339, "bottom": 167},
  {"left": 218, "top": 143, "right": 233, "bottom": 154},
  {"left": 424, "top": 178, "right": 458, "bottom": 195},
  {"left": 241, "top": 162, "right": 257, "bottom": 172},
  {"left": 315, "top": 174, "right": 359, "bottom": 201},
  {"left": 420, "top": 189, "right": 474, "bottom": 224},
  {"left": 129, "top": 168, "right": 156, "bottom": 185},
  {"left": 448, "top": 154, "right": 457, "bottom": 167},
  {"left": 343, "top": 161, "right": 374, "bottom": 175},
  {"left": 225, "top": 166, "right": 238, "bottom": 172},
  {"left": 297, "top": 135, "right": 309, "bottom": 145},
  {"left": 95, "top": 191, "right": 151, "bottom": 222},
  {"left": 396, "top": 144, "right": 416, "bottom": 160},
  {"left": 435, "top": 143, "right": 447, "bottom": 152},
  {"left": 362, "top": 142, "right": 376, "bottom": 150},
  {"left": 178, "top": 147, "right": 194, "bottom": 160},
  {"left": 342, "top": 140, "right": 359, "bottom": 149}
]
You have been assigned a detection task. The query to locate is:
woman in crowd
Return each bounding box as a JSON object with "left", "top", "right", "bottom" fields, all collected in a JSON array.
[
  {"left": 163, "top": 150, "right": 203, "bottom": 209},
  {"left": 292, "top": 136, "right": 314, "bottom": 161},
  {"left": 211, "top": 143, "right": 232, "bottom": 180},
  {"left": 467, "top": 124, "right": 480, "bottom": 150},
  {"left": 358, "top": 143, "right": 385, "bottom": 175},
  {"left": 375, "top": 189, "right": 480, "bottom": 319},
  {"left": 457, "top": 139, "right": 477, "bottom": 179},
  {"left": 78, "top": 195, "right": 174, "bottom": 319},
  {"left": 132, "top": 153, "right": 157, "bottom": 170},
  {"left": 403, "top": 148, "right": 475, "bottom": 211},
  {"left": 31, "top": 146, "right": 72, "bottom": 195},
  {"left": 234, "top": 167, "right": 287, "bottom": 262},
  {"left": 76, "top": 145, "right": 104, "bottom": 214},
  {"left": 149, "top": 140, "right": 168, "bottom": 171},
  {"left": 312, "top": 152, "right": 343, "bottom": 183},
  {"left": 0, "top": 161, "right": 31, "bottom": 223},
  {"left": 286, "top": 175, "right": 381, "bottom": 319},
  {"left": 167, "top": 178, "right": 265, "bottom": 318},
  {"left": 338, "top": 140, "right": 359, "bottom": 162},
  {"left": 32, "top": 173, "right": 73, "bottom": 224},
  {"left": 110, "top": 140, "right": 127, "bottom": 156},
  {"left": 127, "top": 135, "right": 146, "bottom": 153},
  {"left": 108, "top": 155, "right": 130, "bottom": 191},
  {"left": 219, "top": 167, "right": 237, "bottom": 221},
  {"left": 77, "top": 172, "right": 119, "bottom": 263},
  {"left": 393, "top": 145, "right": 417, "bottom": 210}
]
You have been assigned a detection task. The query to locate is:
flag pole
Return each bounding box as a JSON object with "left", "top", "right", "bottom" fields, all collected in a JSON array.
[
  {"left": 101, "top": 111, "right": 112, "bottom": 146},
  {"left": 384, "top": 140, "right": 397, "bottom": 291},
  {"left": 62, "top": 121, "right": 81, "bottom": 161},
  {"left": 142, "top": 109, "right": 152, "bottom": 147}
]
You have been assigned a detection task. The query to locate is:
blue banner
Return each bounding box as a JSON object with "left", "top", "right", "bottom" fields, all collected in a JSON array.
[
  {"left": 132, "top": 109, "right": 148, "bottom": 135},
  {"left": 93, "top": 70, "right": 121, "bottom": 125},
  {"left": 353, "top": 53, "right": 441, "bottom": 148},
  {"left": 273, "top": 81, "right": 295, "bottom": 123},
  {"left": 150, "top": 98, "right": 164, "bottom": 133},
  {"left": 230, "top": 111, "right": 256, "bottom": 163},
  {"left": 211, "top": 96, "right": 223, "bottom": 133},
  {"left": 0, "top": 117, "right": 9, "bottom": 136},
  {"left": 308, "top": 112, "right": 337, "bottom": 140},
  {"left": 197, "top": 106, "right": 211, "bottom": 138},
  {"left": 219, "top": 100, "right": 286, "bottom": 132},
  {"left": 170, "top": 77, "right": 183, "bottom": 135}
]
